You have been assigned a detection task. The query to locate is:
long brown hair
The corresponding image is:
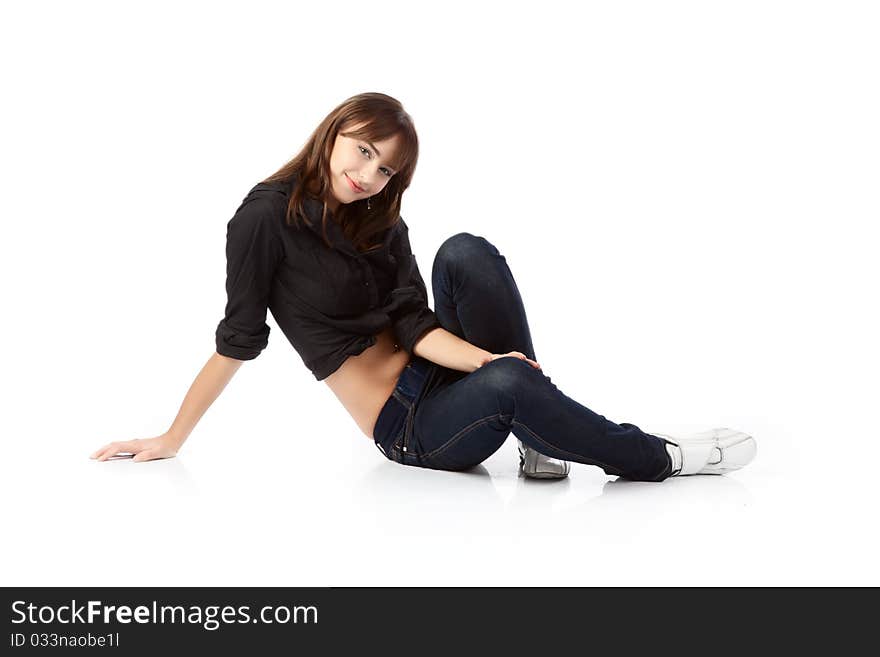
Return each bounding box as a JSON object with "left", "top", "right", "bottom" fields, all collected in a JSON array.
[{"left": 263, "top": 92, "right": 419, "bottom": 253}]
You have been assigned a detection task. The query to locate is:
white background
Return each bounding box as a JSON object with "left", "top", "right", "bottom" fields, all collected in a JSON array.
[{"left": 1, "top": 0, "right": 877, "bottom": 586}]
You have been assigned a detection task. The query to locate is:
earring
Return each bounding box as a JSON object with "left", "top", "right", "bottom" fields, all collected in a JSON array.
[{"left": 367, "top": 196, "right": 372, "bottom": 210}]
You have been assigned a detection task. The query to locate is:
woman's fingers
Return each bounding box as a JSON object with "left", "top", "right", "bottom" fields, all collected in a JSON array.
[
  {"left": 97, "top": 445, "right": 123, "bottom": 461},
  {"left": 94, "top": 449, "right": 113, "bottom": 461},
  {"left": 91, "top": 437, "right": 178, "bottom": 463},
  {"left": 511, "top": 351, "right": 541, "bottom": 370},
  {"left": 93, "top": 440, "right": 139, "bottom": 461},
  {"left": 484, "top": 351, "right": 542, "bottom": 371},
  {"left": 91, "top": 443, "right": 113, "bottom": 460},
  {"left": 90, "top": 444, "right": 111, "bottom": 459}
]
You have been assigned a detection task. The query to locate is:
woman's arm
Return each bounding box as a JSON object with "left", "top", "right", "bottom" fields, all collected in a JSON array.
[
  {"left": 90, "top": 351, "right": 244, "bottom": 462},
  {"left": 413, "top": 327, "right": 491, "bottom": 373},
  {"left": 92, "top": 189, "right": 281, "bottom": 463},
  {"left": 166, "top": 351, "right": 244, "bottom": 447},
  {"left": 413, "top": 328, "right": 542, "bottom": 373}
]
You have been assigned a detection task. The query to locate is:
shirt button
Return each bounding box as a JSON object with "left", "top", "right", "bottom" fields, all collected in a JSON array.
[{"left": 365, "top": 281, "right": 370, "bottom": 286}]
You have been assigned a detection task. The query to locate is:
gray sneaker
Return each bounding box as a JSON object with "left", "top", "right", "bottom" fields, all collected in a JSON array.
[{"left": 518, "top": 439, "right": 570, "bottom": 479}]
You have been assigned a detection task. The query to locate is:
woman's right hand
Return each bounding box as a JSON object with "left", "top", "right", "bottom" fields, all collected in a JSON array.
[
  {"left": 479, "top": 351, "right": 542, "bottom": 370},
  {"left": 90, "top": 433, "right": 181, "bottom": 462}
]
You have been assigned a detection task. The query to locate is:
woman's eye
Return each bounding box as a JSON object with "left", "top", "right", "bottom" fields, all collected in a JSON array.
[{"left": 360, "top": 145, "right": 393, "bottom": 177}]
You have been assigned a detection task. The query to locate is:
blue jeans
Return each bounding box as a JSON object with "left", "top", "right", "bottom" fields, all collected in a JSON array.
[{"left": 373, "top": 233, "right": 673, "bottom": 482}]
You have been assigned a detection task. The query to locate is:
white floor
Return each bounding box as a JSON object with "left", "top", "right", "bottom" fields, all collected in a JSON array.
[{"left": 4, "top": 386, "right": 878, "bottom": 586}]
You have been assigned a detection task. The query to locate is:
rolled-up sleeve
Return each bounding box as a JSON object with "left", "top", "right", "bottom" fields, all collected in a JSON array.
[
  {"left": 215, "top": 197, "right": 284, "bottom": 360},
  {"left": 386, "top": 218, "right": 442, "bottom": 355}
]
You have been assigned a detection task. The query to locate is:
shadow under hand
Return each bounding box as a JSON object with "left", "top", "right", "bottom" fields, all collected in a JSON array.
[{"left": 91, "top": 453, "right": 199, "bottom": 497}]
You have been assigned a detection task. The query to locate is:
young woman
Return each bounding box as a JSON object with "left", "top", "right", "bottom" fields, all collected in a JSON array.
[{"left": 90, "top": 92, "right": 756, "bottom": 481}]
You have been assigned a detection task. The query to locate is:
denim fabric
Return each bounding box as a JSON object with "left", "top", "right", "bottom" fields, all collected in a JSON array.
[
  {"left": 373, "top": 232, "right": 673, "bottom": 482},
  {"left": 373, "top": 355, "right": 434, "bottom": 459}
]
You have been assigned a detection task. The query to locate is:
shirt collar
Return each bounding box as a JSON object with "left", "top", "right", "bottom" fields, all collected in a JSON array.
[{"left": 293, "top": 177, "right": 398, "bottom": 258}]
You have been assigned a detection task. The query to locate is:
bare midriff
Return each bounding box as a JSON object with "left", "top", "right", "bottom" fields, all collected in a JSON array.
[{"left": 323, "top": 325, "right": 413, "bottom": 440}]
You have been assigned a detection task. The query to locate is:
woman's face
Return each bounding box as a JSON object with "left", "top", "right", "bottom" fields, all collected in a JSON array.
[{"left": 326, "top": 124, "right": 401, "bottom": 214}]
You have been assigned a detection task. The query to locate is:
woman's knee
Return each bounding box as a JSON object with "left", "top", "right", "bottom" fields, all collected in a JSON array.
[
  {"left": 475, "top": 356, "right": 540, "bottom": 398},
  {"left": 434, "top": 232, "right": 497, "bottom": 273}
]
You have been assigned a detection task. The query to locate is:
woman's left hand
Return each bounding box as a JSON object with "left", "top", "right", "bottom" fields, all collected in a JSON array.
[{"left": 479, "top": 351, "right": 541, "bottom": 370}]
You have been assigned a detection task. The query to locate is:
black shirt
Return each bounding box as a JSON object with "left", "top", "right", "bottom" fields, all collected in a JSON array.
[{"left": 215, "top": 178, "right": 442, "bottom": 380}]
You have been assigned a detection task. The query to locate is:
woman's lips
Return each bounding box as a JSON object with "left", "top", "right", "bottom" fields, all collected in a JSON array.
[{"left": 346, "top": 174, "right": 364, "bottom": 193}]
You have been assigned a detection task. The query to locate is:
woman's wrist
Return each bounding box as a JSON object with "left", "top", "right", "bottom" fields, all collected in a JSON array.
[
  {"left": 473, "top": 350, "right": 493, "bottom": 371},
  {"left": 164, "top": 429, "right": 188, "bottom": 449}
]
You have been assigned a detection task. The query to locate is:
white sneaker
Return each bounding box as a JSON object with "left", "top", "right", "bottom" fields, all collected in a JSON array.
[
  {"left": 518, "top": 440, "right": 570, "bottom": 479},
  {"left": 652, "top": 427, "right": 757, "bottom": 476}
]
